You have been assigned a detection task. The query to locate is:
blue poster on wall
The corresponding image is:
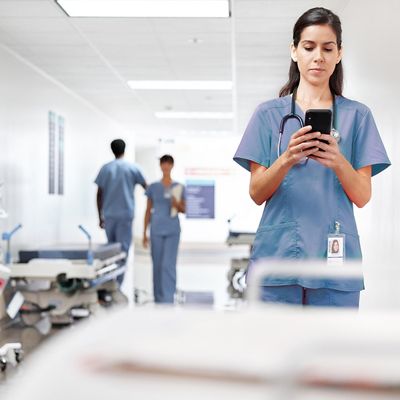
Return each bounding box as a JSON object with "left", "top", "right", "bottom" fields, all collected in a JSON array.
[
  {"left": 48, "top": 111, "right": 56, "bottom": 195},
  {"left": 185, "top": 180, "right": 215, "bottom": 219}
]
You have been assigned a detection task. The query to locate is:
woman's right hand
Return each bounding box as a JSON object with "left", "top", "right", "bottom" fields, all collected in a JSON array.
[
  {"left": 283, "top": 126, "right": 322, "bottom": 167},
  {"left": 142, "top": 235, "right": 149, "bottom": 248}
]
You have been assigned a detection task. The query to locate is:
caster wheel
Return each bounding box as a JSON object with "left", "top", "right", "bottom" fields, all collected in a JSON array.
[{"left": 15, "top": 350, "right": 23, "bottom": 364}]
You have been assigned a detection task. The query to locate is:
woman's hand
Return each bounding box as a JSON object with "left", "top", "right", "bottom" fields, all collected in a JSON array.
[
  {"left": 171, "top": 196, "right": 185, "bottom": 213},
  {"left": 171, "top": 196, "right": 179, "bottom": 209},
  {"left": 142, "top": 235, "right": 149, "bottom": 248},
  {"left": 308, "top": 133, "right": 345, "bottom": 170},
  {"left": 283, "top": 126, "right": 321, "bottom": 167},
  {"left": 309, "top": 134, "right": 372, "bottom": 207}
]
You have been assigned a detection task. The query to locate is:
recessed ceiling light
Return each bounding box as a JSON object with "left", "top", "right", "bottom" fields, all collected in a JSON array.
[
  {"left": 179, "top": 129, "right": 232, "bottom": 135},
  {"left": 155, "top": 112, "right": 233, "bottom": 119},
  {"left": 56, "top": 0, "right": 230, "bottom": 18},
  {"left": 128, "top": 80, "right": 232, "bottom": 90}
]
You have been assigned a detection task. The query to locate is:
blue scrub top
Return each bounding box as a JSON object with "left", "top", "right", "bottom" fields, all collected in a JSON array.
[
  {"left": 146, "top": 182, "right": 186, "bottom": 236},
  {"left": 234, "top": 95, "right": 391, "bottom": 291},
  {"left": 95, "top": 159, "right": 146, "bottom": 219}
]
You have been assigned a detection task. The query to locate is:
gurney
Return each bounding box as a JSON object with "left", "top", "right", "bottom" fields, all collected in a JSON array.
[
  {"left": 0, "top": 264, "right": 23, "bottom": 372},
  {"left": 9, "top": 242, "right": 127, "bottom": 328}
]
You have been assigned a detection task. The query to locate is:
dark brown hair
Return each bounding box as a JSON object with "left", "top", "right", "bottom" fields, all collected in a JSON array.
[
  {"left": 111, "top": 139, "right": 125, "bottom": 157},
  {"left": 279, "top": 7, "right": 343, "bottom": 97},
  {"left": 160, "top": 154, "right": 174, "bottom": 165}
]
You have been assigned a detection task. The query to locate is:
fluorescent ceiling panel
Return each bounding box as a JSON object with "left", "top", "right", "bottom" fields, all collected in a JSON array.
[
  {"left": 128, "top": 80, "right": 232, "bottom": 90},
  {"left": 56, "top": 0, "right": 230, "bottom": 18},
  {"left": 155, "top": 112, "right": 233, "bottom": 119}
]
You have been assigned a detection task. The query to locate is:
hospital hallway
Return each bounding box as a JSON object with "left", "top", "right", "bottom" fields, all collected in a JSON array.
[
  {"left": 133, "top": 241, "right": 250, "bottom": 308},
  {"left": 1, "top": 0, "right": 400, "bottom": 398}
]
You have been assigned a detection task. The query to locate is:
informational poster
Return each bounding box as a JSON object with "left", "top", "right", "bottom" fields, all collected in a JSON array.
[
  {"left": 48, "top": 111, "right": 56, "bottom": 194},
  {"left": 48, "top": 111, "right": 65, "bottom": 195},
  {"left": 58, "top": 116, "right": 65, "bottom": 195},
  {"left": 185, "top": 180, "right": 215, "bottom": 219}
]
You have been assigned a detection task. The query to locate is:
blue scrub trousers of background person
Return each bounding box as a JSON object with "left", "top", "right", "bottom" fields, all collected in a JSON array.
[
  {"left": 261, "top": 285, "right": 360, "bottom": 307},
  {"left": 104, "top": 217, "right": 133, "bottom": 285},
  {"left": 150, "top": 232, "right": 180, "bottom": 303}
]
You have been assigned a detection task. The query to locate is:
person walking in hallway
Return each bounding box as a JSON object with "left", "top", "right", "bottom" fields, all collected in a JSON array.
[
  {"left": 95, "top": 139, "right": 147, "bottom": 285},
  {"left": 143, "top": 155, "right": 185, "bottom": 304}
]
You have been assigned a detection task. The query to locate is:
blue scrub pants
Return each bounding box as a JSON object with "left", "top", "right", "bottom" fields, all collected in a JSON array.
[
  {"left": 150, "top": 232, "right": 180, "bottom": 304},
  {"left": 261, "top": 285, "right": 360, "bottom": 308},
  {"left": 105, "top": 217, "right": 133, "bottom": 285}
]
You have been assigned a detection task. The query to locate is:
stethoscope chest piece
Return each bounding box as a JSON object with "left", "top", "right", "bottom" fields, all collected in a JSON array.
[{"left": 330, "top": 128, "right": 341, "bottom": 143}]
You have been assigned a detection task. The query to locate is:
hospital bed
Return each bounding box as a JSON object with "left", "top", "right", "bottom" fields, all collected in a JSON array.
[
  {"left": 5, "top": 303, "right": 400, "bottom": 399},
  {"left": 0, "top": 264, "right": 23, "bottom": 372},
  {"left": 9, "top": 242, "right": 127, "bottom": 327},
  {"left": 4, "top": 261, "right": 400, "bottom": 400}
]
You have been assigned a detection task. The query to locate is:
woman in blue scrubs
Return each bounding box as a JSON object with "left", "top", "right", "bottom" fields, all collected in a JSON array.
[
  {"left": 233, "top": 7, "right": 391, "bottom": 307},
  {"left": 143, "top": 155, "right": 186, "bottom": 304}
]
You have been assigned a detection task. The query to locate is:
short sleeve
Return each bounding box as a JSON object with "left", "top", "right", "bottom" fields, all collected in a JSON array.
[
  {"left": 134, "top": 166, "right": 146, "bottom": 187},
  {"left": 352, "top": 109, "right": 391, "bottom": 176},
  {"left": 145, "top": 184, "right": 153, "bottom": 200},
  {"left": 94, "top": 166, "right": 105, "bottom": 188},
  {"left": 233, "top": 104, "right": 272, "bottom": 172},
  {"left": 181, "top": 185, "right": 186, "bottom": 201}
]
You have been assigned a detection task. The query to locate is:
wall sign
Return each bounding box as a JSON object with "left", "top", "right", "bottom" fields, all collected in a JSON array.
[
  {"left": 185, "top": 179, "right": 215, "bottom": 219},
  {"left": 48, "top": 111, "right": 65, "bottom": 195}
]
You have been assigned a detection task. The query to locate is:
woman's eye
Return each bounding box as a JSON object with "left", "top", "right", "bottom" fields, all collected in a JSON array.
[
  {"left": 325, "top": 48, "right": 333, "bottom": 52},
  {"left": 304, "top": 47, "right": 313, "bottom": 51}
]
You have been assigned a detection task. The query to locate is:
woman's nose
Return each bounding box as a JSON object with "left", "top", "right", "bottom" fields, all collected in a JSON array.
[{"left": 313, "top": 47, "right": 324, "bottom": 62}]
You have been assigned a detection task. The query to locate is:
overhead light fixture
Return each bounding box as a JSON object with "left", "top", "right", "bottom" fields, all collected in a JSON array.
[
  {"left": 155, "top": 112, "right": 233, "bottom": 119},
  {"left": 179, "top": 129, "right": 232, "bottom": 135},
  {"left": 55, "top": 0, "right": 230, "bottom": 18},
  {"left": 128, "top": 80, "right": 232, "bottom": 90}
]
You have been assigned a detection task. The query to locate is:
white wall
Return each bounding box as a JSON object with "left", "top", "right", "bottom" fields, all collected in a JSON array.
[
  {"left": 341, "top": 0, "right": 399, "bottom": 263},
  {"left": 0, "top": 45, "right": 131, "bottom": 258}
]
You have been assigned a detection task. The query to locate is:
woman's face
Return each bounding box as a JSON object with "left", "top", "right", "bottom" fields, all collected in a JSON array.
[
  {"left": 291, "top": 24, "right": 342, "bottom": 87},
  {"left": 160, "top": 161, "right": 173, "bottom": 175},
  {"left": 332, "top": 240, "right": 339, "bottom": 253}
]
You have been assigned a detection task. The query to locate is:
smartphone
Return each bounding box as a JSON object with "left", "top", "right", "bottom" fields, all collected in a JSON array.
[{"left": 304, "top": 109, "right": 332, "bottom": 145}]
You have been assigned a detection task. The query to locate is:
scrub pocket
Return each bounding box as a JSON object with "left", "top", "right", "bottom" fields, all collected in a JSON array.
[
  {"left": 341, "top": 230, "right": 362, "bottom": 260},
  {"left": 251, "top": 221, "right": 298, "bottom": 260}
]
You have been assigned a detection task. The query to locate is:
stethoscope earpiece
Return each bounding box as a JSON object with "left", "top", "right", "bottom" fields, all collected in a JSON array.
[{"left": 331, "top": 128, "right": 341, "bottom": 143}]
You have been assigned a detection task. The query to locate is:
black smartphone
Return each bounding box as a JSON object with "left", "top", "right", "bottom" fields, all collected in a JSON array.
[{"left": 304, "top": 109, "right": 332, "bottom": 145}]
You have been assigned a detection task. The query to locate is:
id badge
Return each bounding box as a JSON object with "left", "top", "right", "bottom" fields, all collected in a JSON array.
[{"left": 327, "top": 233, "right": 345, "bottom": 265}]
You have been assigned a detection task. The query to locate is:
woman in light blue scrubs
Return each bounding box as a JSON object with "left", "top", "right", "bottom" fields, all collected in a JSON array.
[
  {"left": 233, "top": 7, "right": 391, "bottom": 307},
  {"left": 143, "top": 155, "right": 186, "bottom": 304}
]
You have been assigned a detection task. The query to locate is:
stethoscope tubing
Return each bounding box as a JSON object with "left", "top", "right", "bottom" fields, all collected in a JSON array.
[{"left": 277, "top": 88, "right": 338, "bottom": 158}]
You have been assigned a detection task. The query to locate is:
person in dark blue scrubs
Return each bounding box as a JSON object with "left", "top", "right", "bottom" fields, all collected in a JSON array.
[
  {"left": 95, "top": 139, "right": 147, "bottom": 285},
  {"left": 233, "top": 7, "right": 391, "bottom": 307},
  {"left": 143, "top": 155, "right": 186, "bottom": 304}
]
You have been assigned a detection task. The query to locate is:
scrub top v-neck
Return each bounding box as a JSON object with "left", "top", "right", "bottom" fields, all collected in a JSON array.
[
  {"left": 234, "top": 95, "right": 391, "bottom": 291},
  {"left": 145, "top": 181, "right": 184, "bottom": 236}
]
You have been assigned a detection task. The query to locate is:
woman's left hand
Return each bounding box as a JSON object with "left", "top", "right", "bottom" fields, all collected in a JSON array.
[
  {"left": 171, "top": 196, "right": 179, "bottom": 209},
  {"left": 308, "top": 133, "right": 345, "bottom": 170}
]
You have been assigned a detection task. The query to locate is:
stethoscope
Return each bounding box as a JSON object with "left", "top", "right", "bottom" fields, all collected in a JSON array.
[{"left": 277, "top": 88, "right": 341, "bottom": 159}]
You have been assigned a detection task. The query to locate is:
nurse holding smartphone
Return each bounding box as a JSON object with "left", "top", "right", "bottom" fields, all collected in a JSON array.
[{"left": 233, "top": 7, "right": 391, "bottom": 307}]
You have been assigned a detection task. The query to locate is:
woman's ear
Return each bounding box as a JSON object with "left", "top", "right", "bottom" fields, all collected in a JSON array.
[
  {"left": 337, "top": 45, "right": 343, "bottom": 64},
  {"left": 290, "top": 42, "right": 297, "bottom": 62}
]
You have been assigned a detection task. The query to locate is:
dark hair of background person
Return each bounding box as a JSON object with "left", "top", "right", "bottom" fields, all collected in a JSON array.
[
  {"left": 111, "top": 139, "right": 126, "bottom": 158},
  {"left": 279, "top": 7, "right": 343, "bottom": 97},
  {"left": 160, "top": 154, "right": 174, "bottom": 164}
]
